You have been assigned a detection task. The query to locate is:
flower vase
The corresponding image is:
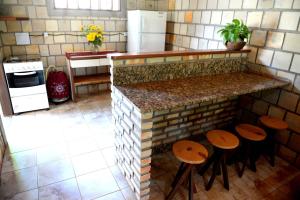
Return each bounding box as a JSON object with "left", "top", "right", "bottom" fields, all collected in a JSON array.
[{"left": 91, "top": 45, "right": 100, "bottom": 52}]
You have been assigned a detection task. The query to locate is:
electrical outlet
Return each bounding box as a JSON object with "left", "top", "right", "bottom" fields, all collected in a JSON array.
[{"left": 43, "top": 32, "right": 48, "bottom": 37}]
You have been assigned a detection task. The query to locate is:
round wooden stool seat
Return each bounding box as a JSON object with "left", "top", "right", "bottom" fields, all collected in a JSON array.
[
  {"left": 173, "top": 140, "right": 208, "bottom": 165},
  {"left": 236, "top": 124, "right": 267, "bottom": 142},
  {"left": 259, "top": 115, "right": 288, "bottom": 130},
  {"left": 207, "top": 130, "right": 239, "bottom": 150}
]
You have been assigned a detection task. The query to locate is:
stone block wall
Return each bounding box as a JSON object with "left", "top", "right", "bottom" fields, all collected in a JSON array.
[
  {"left": 0, "top": 0, "right": 168, "bottom": 95},
  {"left": 166, "top": 0, "right": 300, "bottom": 167},
  {"left": 112, "top": 87, "right": 153, "bottom": 200},
  {"left": 151, "top": 96, "right": 238, "bottom": 149}
]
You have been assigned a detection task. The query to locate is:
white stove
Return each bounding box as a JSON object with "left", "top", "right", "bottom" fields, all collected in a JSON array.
[{"left": 3, "top": 55, "right": 49, "bottom": 114}]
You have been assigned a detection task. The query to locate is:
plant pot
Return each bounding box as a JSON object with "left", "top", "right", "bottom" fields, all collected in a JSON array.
[{"left": 225, "top": 41, "right": 246, "bottom": 51}]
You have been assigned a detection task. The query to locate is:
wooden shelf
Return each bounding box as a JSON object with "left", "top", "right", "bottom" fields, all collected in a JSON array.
[
  {"left": 74, "top": 73, "right": 110, "bottom": 87},
  {"left": 0, "top": 16, "right": 29, "bottom": 21},
  {"left": 66, "top": 50, "right": 117, "bottom": 101},
  {"left": 66, "top": 50, "right": 116, "bottom": 60}
]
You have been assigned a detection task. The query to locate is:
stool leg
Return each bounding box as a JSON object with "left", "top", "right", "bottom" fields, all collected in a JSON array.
[
  {"left": 171, "top": 163, "right": 185, "bottom": 187},
  {"left": 269, "top": 136, "right": 276, "bottom": 167},
  {"left": 198, "top": 151, "right": 217, "bottom": 175},
  {"left": 189, "top": 167, "right": 194, "bottom": 200},
  {"left": 238, "top": 142, "right": 249, "bottom": 177},
  {"left": 166, "top": 164, "right": 192, "bottom": 200},
  {"left": 249, "top": 142, "right": 257, "bottom": 172},
  {"left": 221, "top": 155, "right": 229, "bottom": 190},
  {"left": 205, "top": 152, "right": 222, "bottom": 191},
  {"left": 265, "top": 128, "right": 276, "bottom": 167},
  {"left": 216, "top": 161, "right": 221, "bottom": 176}
]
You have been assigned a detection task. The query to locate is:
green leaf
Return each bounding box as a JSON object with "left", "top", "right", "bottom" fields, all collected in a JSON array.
[
  {"left": 218, "top": 18, "right": 250, "bottom": 43},
  {"left": 232, "top": 19, "right": 240, "bottom": 26}
]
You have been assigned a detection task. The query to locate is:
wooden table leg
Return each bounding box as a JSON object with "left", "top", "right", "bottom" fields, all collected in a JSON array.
[{"left": 66, "top": 60, "right": 76, "bottom": 102}]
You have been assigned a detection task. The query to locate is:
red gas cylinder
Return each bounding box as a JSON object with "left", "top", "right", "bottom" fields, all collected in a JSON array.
[{"left": 46, "top": 65, "right": 70, "bottom": 103}]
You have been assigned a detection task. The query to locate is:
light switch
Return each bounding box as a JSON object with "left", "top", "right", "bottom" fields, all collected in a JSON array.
[{"left": 15, "top": 32, "right": 30, "bottom": 45}]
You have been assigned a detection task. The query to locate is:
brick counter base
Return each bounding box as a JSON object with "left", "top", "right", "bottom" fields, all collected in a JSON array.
[{"left": 111, "top": 87, "right": 238, "bottom": 200}]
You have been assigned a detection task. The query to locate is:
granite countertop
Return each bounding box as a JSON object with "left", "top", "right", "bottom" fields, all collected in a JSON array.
[{"left": 115, "top": 72, "right": 289, "bottom": 113}]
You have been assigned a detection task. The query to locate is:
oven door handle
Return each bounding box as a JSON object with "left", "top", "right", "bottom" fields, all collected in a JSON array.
[{"left": 13, "top": 71, "right": 37, "bottom": 76}]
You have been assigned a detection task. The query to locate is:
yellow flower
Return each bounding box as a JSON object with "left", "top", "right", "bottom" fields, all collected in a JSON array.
[
  {"left": 82, "top": 24, "right": 104, "bottom": 45},
  {"left": 86, "top": 32, "right": 97, "bottom": 42},
  {"left": 89, "top": 25, "right": 97, "bottom": 31}
]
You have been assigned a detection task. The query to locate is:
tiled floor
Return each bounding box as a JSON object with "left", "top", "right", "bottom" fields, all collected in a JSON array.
[
  {"left": 0, "top": 92, "right": 134, "bottom": 200},
  {"left": 0, "top": 92, "right": 299, "bottom": 200}
]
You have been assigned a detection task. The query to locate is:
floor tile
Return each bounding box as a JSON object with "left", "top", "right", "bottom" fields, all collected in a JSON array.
[
  {"left": 36, "top": 143, "right": 69, "bottom": 164},
  {"left": 37, "top": 159, "right": 75, "bottom": 187},
  {"left": 72, "top": 151, "right": 107, "bottom": 176},
  {"left": 121, "top": 187, "right": 136, "bottom": 200},
  {"left": 94, "top": 191, "right": 125, "bottom": 200},
  {"left": 63, "top": 123, "right": 93, "bottom": 142},
  {"left": 149, "top": 183, "right": 165, "bottom": 200},
  {"left": 6, "top": 189, "right": 38, "bottom": 200},
  {"left": 101, "top": 147, "right": 116, "bottom": 167},
  {"left": 81, "top": 108, "right": 104, "bottom": 122},
  {"left": 88, "top": 117, "right": 113, "bottom": 133},
  {"left": 5, "top": 132, "right": 40, "bottom": 153},
  {"left": 77, "top": 168, "right": 119, "bottom": 200},
  {"left": 39, "top": 178, "right": 81, "bottom": 200},
  {"left": 67, "top": 137, "right": 99, "bottom": 156},
  {"left": 0, "top": 167, "right": 38, "bottom": 199},
  {"left": 95, "top": 133, "right": 114, "bottom": 149},
  {"left": 1, "top": 149, "right": 36, "bottom": 173},
  {"left": 110, "top": 165, "right": 129, "bottom": 189}
]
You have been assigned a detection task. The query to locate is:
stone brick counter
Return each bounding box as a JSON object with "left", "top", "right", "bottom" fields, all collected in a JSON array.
[
  {"left": 115, "top": 72, "right": 287, "bottom": 112},
  {"left": 108, "top": 50, "right": 289, "bottom": 200}
]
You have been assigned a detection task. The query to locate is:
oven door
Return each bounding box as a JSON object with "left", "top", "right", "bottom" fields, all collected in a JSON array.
[{"left": 6, "top": 70, "right": 45, "bottom": 88}]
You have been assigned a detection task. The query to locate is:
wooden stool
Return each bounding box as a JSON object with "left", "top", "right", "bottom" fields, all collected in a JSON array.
[
  {"left": 167, "top": 140, "right": 208, "bottom": 200},
  {"left": 259, "top": 115, "right": 288, "bottom": 166},
  {"left": 199, "top": 130, "right": 239, "bottom": 191},
  {"left": 235, "top": 124, "right": 267, "bottom": 177}
]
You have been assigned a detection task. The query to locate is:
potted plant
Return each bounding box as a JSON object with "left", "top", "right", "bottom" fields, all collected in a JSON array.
[
  {"left": 81, "top": 24, "right": 104, "bottom": 52},
  {"left": 218, "top": 19, "right": 250, "bottom": 51}
]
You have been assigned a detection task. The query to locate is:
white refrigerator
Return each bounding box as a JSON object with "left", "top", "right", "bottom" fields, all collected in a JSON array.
[{"left": 127, "top": 10, "right": 167, "bottom": 53}]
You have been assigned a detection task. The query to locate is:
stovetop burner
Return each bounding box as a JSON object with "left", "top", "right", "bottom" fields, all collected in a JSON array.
[{"left": 4, "top": 55, "right": 41, "bottom": 63}]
